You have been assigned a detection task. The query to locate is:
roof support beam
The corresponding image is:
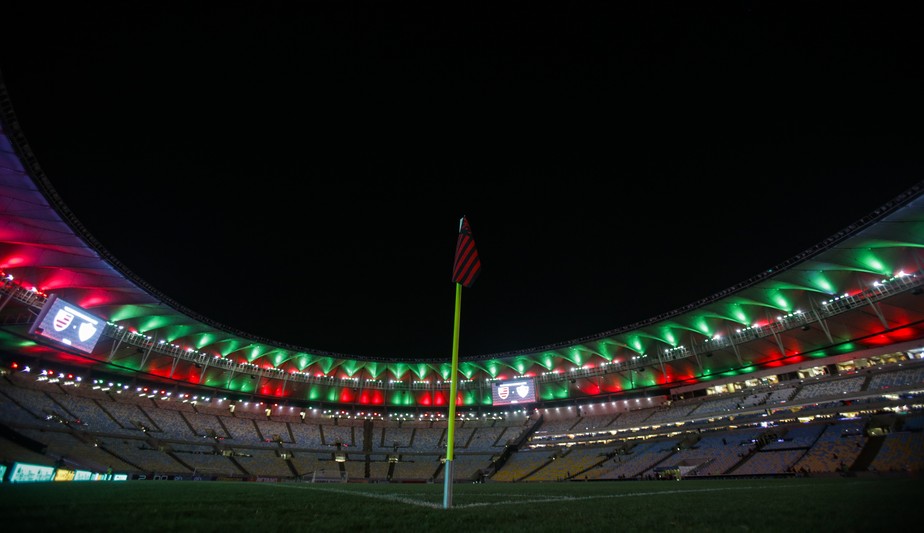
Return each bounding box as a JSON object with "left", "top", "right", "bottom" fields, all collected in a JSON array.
[
  {"left": 809, "top": 298, "right": 835, "bottom": 344},
  {"left": 107, "top": 329, "right": 127, "bottom": 362},
  {"left": 250, "top": 368, "right": 264, "bottom": 400},
  {"left": 724, "top": 324, "right": 744, "bottom": 366},
  {"left": 655, "top": 345, "right": 666, "bottom": 376},
  {"left": 168, "top": 356, "right": 181, "bottom": 379},
  {"left": 868, "top": 299, "right": 888, "bottom": 329},
  {"left": 688, "top": 334, "right": 704, "bottom": 375},
  {"left": 139, "top": 336, "right": 157, "bottom": 369},
  {"left": 766, "top": 310, "right": 787, "bottom": 357},
  {"left": 199, "top": 356, "right": 211, "bottom": 383}
]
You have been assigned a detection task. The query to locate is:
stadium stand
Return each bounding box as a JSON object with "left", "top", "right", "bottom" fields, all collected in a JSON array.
[{"left": 0, "top": 355, "right": 922, "bottom": 482}]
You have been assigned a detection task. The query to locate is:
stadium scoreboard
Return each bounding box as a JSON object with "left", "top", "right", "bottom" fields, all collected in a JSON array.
[
  {"left": 29, "top": 294, "right": 105, "bottom": 354},
  {"left": 491, "top": 377, "right": 538, "bottom": 405}
]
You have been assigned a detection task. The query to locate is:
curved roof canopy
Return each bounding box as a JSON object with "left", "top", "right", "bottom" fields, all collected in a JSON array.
[{"left": 2, "top": 80, "right": 924, "bottom": 408}]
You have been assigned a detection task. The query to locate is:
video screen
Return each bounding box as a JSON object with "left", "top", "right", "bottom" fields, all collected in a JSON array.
[
  {"left": 491, "top": 377, "right": 537, "bottom": 405},
  {"left": 29, "top": 294, "right": 105, "bottom": 354}
]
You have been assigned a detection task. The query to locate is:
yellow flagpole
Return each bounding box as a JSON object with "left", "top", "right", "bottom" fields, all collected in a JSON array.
[{"left": 443, "top": 281, "right": 462, "bottom": 509}]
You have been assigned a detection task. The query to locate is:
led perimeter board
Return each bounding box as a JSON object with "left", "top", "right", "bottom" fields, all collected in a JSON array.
[{"left": 491, "top": 377, "right": 537, "bottom": 405}]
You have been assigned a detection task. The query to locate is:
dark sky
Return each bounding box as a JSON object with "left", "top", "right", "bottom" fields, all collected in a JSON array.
[{"left": 1, "top": 2, "right": 922, "bottom": 360}]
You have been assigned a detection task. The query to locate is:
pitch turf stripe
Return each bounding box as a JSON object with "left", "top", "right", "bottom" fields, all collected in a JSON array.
[
  {"left": 260, "top": 483, "right": 799, "bottom": 510},
  {"left": 450, "top": 485, "right": 768, "bottom": 509},
  {"left": 259, "top": 483, "right": 444, "bottom": 509}
]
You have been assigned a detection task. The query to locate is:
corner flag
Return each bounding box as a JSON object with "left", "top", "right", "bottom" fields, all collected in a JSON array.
[
  {"left": 451, "top": 216, "right": 481, "bottom": 288},
  {"left": 444, "top": 215, "right": 481, "bottom": 509}
]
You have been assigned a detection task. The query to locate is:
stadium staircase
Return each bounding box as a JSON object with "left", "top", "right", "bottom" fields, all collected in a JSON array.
[
  {"left": 726, "top": 439, "right": 764, "bottom": 474},
  {"left": 487, "top": 413, "right": 544, "bottom": 478},
  {"left": 215, "top": 416, "right": 234, "bottom": 440},
  {"left": 643, "top": 446, "right": 681, "bottom": 479},
  {"left": 165, "top": 448, "right": 194, "bottom": 473},
  {"left": 177, "top": 412, "right": 199, "bottom": 437},
  {"left": 363, "top": 419, "right": 374, "bottom": 452},
  {"left": 850, "top": 435, "right": 885, "bottom": 472},
  {"left": 64, "top": 428, "right": 135, "bottom": 472},
  {"left": 634, "top": 433, "right": 703, "bottom": 479},
  {"left": 227, "top": 454, "right": 251, "bottom": 477},
  {"left": 687, "top": 457, "right": 717, "bottom": 476},
  {"left": 486, "top": 446, "right": 516, "bottom": 480},
  {"left": 464, "top": 427, "right": 476, "bottom": 448},
  {"left": 142, "top": 432, "right": 163, "bottom": 454},
  {"left": 572, "top": 452, "right": 613, "bottom": 480},
  {"left": 284, "top": 453, "right": 299, "bottom": 478},
  {"left": 517, "top": 413, "right": 544, "bottom": 446},
  {"left": 520, "top": 452, "right": 556, "bottom": 481}
]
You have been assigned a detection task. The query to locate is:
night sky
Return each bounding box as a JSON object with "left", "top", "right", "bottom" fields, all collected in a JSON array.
[{"left": 1, "top": 2, "right": 922, "bottom": 360}]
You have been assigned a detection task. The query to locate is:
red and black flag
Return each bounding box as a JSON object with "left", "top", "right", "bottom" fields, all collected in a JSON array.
[{"left": 451, "top": 216, "right": 481, "bottom": 288}]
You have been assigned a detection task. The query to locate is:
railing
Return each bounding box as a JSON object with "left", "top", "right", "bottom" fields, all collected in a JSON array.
[{"left": 3, "top": 270, "right": 923, "bottom": 393}]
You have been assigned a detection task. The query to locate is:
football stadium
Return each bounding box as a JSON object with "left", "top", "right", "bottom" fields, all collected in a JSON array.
[
  {"left": 2, "top": 8, "right": 924, "bottom": 526},
  {"left": 1, "top": 72, "right": 923, "bottom": 530}
]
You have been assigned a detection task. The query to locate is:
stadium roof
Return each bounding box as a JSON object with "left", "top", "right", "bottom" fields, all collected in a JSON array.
[{"left": 2, "top": 77, "right": 924, "bottom": 407}]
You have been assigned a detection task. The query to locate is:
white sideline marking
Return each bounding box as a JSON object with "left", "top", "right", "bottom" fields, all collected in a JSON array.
[
  {"left": 263, "top": 483, "right": 443, "bottom": 509},
  {"left": 451, "top": 486, "right": 765, "bottom": 509},
  {"left": 261, "top": 483, "right": 792, "bottom": 510}
]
